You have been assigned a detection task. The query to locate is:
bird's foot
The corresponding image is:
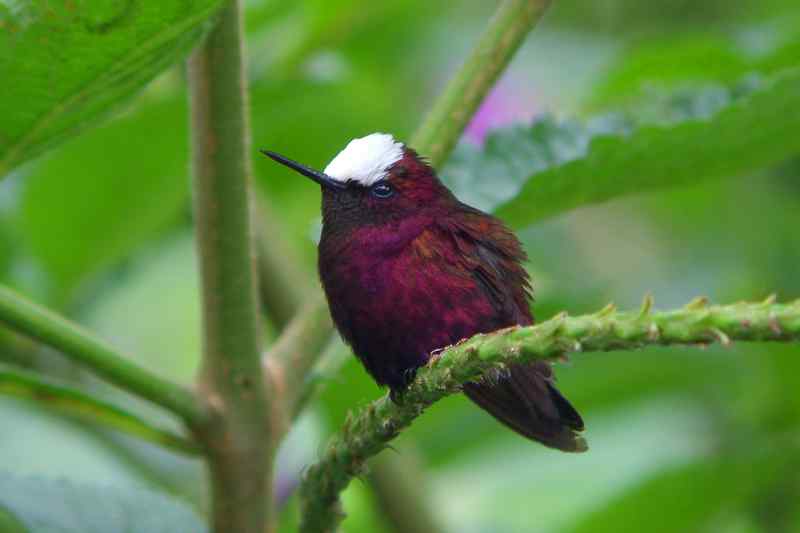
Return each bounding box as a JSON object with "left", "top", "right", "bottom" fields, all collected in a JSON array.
[
  {"left": 389, "top": 387, "right": 406, "bottom": 405},
  {"left": 427, "top": 347, "right": 448, "bottom": 367},
  {"left": 402, "top": 366, "right": 419, "bottom": 387}
]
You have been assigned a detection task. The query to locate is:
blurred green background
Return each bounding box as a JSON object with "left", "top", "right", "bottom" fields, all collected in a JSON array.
[{"left": 1, "top": 0, "right": 800, "bottom": 531}]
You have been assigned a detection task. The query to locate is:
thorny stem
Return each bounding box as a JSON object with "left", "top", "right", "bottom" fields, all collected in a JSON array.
[
  {"left": 411, "top": 0, "right": 553, "bottom": 167},
  {"left": 0, "top": 285, "right": 202, "bottom": 424},
  {"left": 298, "top": 297, "right": 800, "bottom": 532},
  {"left": 188, "top": 0, "right": 271, "bottom": 531},
  {"left": 0, "top": 367, "right": 200, "bottom": 455}
]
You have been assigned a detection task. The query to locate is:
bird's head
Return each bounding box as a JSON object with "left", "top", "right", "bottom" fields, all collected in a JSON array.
[{"left": 262, "top": 133, "right": 454, "bottom": 230}]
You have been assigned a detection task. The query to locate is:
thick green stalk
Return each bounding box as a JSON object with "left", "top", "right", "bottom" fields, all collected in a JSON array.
[
  {"left": 298, "top": 297, "right": 800, "bottom": 532},
  {"left": 0, "top": 285, "right": 201, "bottom": 423},
  {"left": 0, "top": 367, "right": 200, "bottom": 455},
  {"left": 411, "top": 0, "right": 552, "bottom": 167},
  {"left": 187, "top": 0, "right": 271, "bottom": 531}
]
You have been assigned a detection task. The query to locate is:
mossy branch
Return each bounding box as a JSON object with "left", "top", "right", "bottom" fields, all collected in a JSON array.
[{"left": 298, "top": 296, "right": 800, "bottom": 533}]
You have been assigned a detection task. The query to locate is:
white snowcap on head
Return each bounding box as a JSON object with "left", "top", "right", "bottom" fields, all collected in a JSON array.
[{"left": 323, "top": 133, "right": 404, "bottom": 186}]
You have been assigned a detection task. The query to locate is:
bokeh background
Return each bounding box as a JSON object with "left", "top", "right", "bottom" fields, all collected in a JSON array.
[{"left": 1, "top": 0, "right": 800, "bottom": 531}]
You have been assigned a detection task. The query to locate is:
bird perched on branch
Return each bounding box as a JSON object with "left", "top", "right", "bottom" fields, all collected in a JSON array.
[{"left": 263, "top": 133, "right": 586, "bottom": 451}]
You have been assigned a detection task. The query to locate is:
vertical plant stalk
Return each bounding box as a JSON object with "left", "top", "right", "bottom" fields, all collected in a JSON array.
[
  {"left": 411, "top": 0, "right": 552, "bottom": 167},
  {"left": 188, "top": 1, "right": 272, "bottom": 531}
]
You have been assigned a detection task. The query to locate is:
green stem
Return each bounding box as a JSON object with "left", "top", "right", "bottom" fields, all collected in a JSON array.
[
  {"left": 0, "top": 285, "right": 201, "bottom": 423},
  {"left": 298, "top": 296, "right": 800, "bottom": 532},
  {"left": 0, "top": 367, "right": 200, "bottom": 455},
  {"left": 188, "top": 0, "right": 272, "bottom": 530},
  {"left": 411, "top": 0, "right": 552, "bottom": 167}
]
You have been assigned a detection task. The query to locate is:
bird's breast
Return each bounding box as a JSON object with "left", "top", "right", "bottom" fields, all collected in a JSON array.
[{"left": 318, "top": 225, "right": 501, "bottom": 389}]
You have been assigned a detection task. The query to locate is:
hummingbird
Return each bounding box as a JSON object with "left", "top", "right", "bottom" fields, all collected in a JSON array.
[{"left": 262, "top": 133, "right": 586, "bottom": 452}]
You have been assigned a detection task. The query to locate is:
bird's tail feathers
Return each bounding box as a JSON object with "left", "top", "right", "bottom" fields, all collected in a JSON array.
[{"left": 463, "top": 362, "right": 587, "bottom": 452}]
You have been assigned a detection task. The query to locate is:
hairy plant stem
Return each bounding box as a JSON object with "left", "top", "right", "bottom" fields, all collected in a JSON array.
[
  {"left": 0, "top": 285, "right": 201, "bottom": 423},
  {"left": 0, "top": 367, "right": 200, "bottom": 455},
  {"left": 411, "top": 0, "right": 553, "bottom": 167},
  {"left": 188, "top": 1, "right": 271, "bottom": 531},
  {"left": 298, "top": 297, "right": 800, "bottom": 532}
]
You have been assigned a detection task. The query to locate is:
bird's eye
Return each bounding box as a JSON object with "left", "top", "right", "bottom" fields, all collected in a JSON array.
[{"left": 370, "top": 182, "right": 394, "bottom": 199}]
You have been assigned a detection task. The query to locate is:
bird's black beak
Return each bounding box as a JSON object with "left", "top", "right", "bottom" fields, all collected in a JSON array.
[{"left": 260, "top": 150, "right": 347, "bottom": 190}]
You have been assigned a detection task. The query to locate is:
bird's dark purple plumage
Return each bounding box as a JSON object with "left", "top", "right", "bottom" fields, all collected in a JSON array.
[{"left": 266, "top": 139, "right": 586, "bottom": 451}]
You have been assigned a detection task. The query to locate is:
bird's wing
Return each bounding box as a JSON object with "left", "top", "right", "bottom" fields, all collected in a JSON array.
[
  {"left": 440, "top": 206, "right": 533, "bottom": 325},
  {"left": 463, "top": 362, "right": 586, "bottom": 451},
  {"left": 438, "top": 207, "right": 586, "bottom": 452}
]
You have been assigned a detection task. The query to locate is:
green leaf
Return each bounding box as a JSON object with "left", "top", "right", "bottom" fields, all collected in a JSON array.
[
  {"left": 441, "top": 68, "right": 800, "bottom": 227},
  {"left": 441, "top": 114, "right": 627, "bottom": 214},
  {"left": 0, "top": 0, "right": 223, "bottom": 176},
  {"left": 0, "top": 474, "right": 207, "bottom": 533},
  {"left": 591, "top": 23, "right": 800, "bottom": 108}
]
